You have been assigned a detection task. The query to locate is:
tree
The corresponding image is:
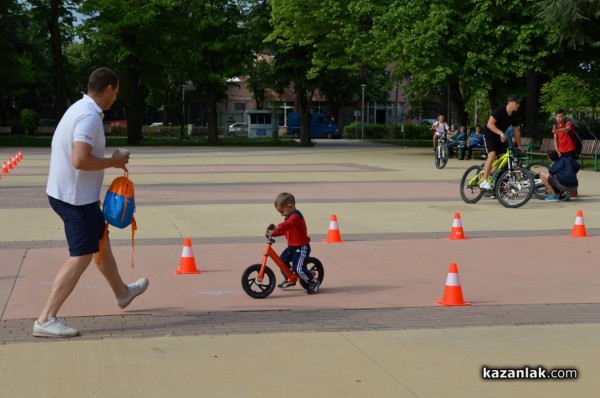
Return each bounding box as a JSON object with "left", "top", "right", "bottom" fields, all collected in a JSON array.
[
  {"left": 268, "top": 0, "right": 388, "bottom": 145},
  {"left": 379, "top": 0, "right": 551, "bottom": 130},
  {"left": 535, "top": 0, "right": 600, "bottom": 49}
]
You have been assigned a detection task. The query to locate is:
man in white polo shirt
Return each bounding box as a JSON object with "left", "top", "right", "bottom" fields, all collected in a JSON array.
[{"left": 34, "top": 67, "right": 149, "bottom": 338}]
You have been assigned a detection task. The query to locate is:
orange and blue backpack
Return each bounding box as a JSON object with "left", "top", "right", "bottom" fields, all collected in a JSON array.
[{"left": 96, "top": 172, "right": 137, "bottom": 267}]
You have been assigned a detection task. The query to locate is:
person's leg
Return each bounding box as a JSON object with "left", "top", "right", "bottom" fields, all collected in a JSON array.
[
  {"left": 37, "top": 254, "right": 92, "bottom": 324},
  {"left": 93, "top": 237, "right": 128, "bottom": 298},
  {"left": 291, "top": 246, "right": 312, "bottom": 283},
  {"left": 432, "top": 134, "right": 437, "bottom": 150},
  {"left": 540, "top": 172, "right": 557, "bottom": 195},
  {"left": 482, "top": 150, "right": 496, "bottom": 183},
  {"left": 277, "top": 247, "right": 295, "bottom": 288}
]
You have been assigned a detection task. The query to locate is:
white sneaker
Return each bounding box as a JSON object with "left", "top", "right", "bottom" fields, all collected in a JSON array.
[
  {"left": 117, "top": 278, "right": 149, "bottom": 309},
  {"left": 479, "top": 180, "right": 491, "bottom": 190},
  {"left": 33, "top": 317, "right": 79, "bottom": 338}
]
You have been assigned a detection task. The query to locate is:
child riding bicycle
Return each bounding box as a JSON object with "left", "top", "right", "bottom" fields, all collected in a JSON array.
[{"left": 267, "top": 192, "right": 320, "bottom": 294}]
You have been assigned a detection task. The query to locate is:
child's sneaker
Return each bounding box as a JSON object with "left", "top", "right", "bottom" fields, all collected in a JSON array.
[
  {"left": 277, "top": 280, "right": 296, "bottom": 289},
  {"left": 307, "top": 278, "right": 320, "bottom": 295}
]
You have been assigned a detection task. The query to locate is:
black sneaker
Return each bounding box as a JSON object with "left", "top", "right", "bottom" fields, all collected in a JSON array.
[
  {"left": 277, "top": 280, "right": 296, "bottom": 289},
  {"left": 307, "top": 278, "right": 320, "bottom": 295}
]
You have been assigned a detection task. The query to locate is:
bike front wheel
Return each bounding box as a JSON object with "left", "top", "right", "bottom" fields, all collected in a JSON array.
[
  {"left": 495, "top": 167, "right": 534, "bottom": 208},
  {"left": 298, "top": 257, "right": 325, "bottom": 290},
  {"left": 460, "top": 165, "right": 485, "bottom": 203},
  {"left": 435, "top": 145, "right": 449, "bottom": 169},
  {"left": 241, "top": 264, "right": 276, "bottom": 298},
  {"left": 526, "top": 161, "right": 550, "bottom": 200}
]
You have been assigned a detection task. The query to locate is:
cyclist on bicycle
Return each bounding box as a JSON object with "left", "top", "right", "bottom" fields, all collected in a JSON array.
[
  {"left": 267, "top": 192, "right": 320, "bottom": 294},
  {"left": 479, "top": 95, "right": 524, "bottom": 190},
  {"left": 431, "top": 113, "right": 450, "bottom": 152}
]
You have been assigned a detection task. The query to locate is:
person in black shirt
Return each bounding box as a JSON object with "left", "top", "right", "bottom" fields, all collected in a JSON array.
[{"left": 479, "top": 95, "right": 524, "bottom": 190}]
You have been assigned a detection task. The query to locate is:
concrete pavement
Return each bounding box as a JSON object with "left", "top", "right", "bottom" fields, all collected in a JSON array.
[{"left": 1, "top": 141, "right": 599, "bottom": 397}]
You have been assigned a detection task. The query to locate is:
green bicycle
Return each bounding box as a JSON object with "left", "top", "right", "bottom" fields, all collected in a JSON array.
[{"left": 459, "top": 145, "right": 534, "bottom": 208}]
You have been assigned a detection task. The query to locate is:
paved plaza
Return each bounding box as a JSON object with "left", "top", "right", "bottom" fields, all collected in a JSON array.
[{"left": 1, "top": 141, "right": 599, "bottom": 397}]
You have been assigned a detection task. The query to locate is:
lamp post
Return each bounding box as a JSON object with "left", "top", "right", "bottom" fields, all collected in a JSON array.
[
  {"left": 360, "top": 84, "right": 366, "bottom": 140},
  {"left": 181, "top": 83, "right": 196, "bottom": 137},
  {"left": 181, "top": 84, "right": 186, "bottom": 137}
]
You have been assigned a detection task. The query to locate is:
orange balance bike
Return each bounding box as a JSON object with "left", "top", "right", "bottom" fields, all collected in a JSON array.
[{"left": 241, "top": 232, "right": 324, "bottom": 299}]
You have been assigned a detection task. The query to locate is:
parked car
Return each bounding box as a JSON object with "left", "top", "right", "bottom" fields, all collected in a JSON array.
[
  {"left": 421, "top": 119, "right": 437, "bottom": 126},
  {"left": 227, "top": 122, "right": 248, "bottom": 137}
]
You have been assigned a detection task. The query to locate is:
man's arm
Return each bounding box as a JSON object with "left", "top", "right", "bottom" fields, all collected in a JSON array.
[
  {"left": 72, "top": 141, "right": 129, "bottom": 171},
  {"left": 486, "top": 116, "right": 506, "bottom": 142}
]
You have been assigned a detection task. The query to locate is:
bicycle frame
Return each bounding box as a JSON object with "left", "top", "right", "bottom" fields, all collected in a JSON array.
[
  {"left": 466, "top": 151, "right": 509, "bottom": 186},
  {"left": 256, "top": 237, "right": 297, "bottom": 285}
]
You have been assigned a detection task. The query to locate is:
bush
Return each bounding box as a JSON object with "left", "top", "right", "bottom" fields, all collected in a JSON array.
[
  {"left": 343, "top": 123, "right": 389, "bottom": 139},
  {"left": 20, "top": 109, "right": 40, "bottom": 136},
  {"left": 391, "top": 123, "right": 430, "bottom": 140}
]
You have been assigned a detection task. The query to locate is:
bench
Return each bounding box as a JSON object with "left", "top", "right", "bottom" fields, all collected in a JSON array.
[
  {"left": 578, "top": 139, "right": 599, "bottom": 170},
  {"left": 526, "top": 138, "right": 553, "bottom": 160},
  {"left": 36, "top": 126, "right": 56, "bottom": 136},
  {"left": 142, "top": 126, "right": 178, "bottom": 137},
  {"left": 0, "top": 126, "right": 11, "bottom": 135}
]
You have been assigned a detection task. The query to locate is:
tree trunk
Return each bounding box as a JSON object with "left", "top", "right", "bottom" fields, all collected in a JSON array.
[
  {"left": 526, "top": 71, "right": 540, "bottom": 137},
  {"left": 125, "top": 63, "right": 143, "bottom": 145},
  {"left": 449, "top": 81, "right": 468, "bottom": 127},
  {"left": 206, "top": 84, "right": 220, "bottom": 146},
  {"left": 49, "top": 0, "right": 66, "bottom": 119},
  {"left": 295, "top": 85, "right": 312, "bottom": 147}
]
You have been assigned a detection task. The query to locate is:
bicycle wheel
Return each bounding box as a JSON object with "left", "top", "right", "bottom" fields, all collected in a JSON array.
[
  {"left": 495, "top": 167, "right": 534, "bottom": 208},
  {"left": 241, "top": 264, "right": 276, "bottom": 299},
  {"left": 460, "top": 165, "right": 485, "bottom": 203},
  {"left": 298, "top": 257, "right": 325, "bottom": 290},
  {"left": 526, "top": 161, "right": 550, "bottom": 200},
  {"left": 435, "top": 145, "right": 449, "bottom": 169}
]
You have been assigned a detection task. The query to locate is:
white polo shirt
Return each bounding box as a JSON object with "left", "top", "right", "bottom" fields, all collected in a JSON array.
[{"left": 46, "top": 95, "right": 106, "bottom": 205}]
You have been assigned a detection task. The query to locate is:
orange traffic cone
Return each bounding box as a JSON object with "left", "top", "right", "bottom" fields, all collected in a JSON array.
[
  {"left": 12, "top": 155, "right": 18, "bottom": 166},
  {"left": 175, "top": 237, "right": 201, "bottom": 274},
  {"left": 323, "top": 214, "right": 345, "bottom": 243},
  {"left": 17, "top": 151, "right": 22, "bottom": 161},
  {"left": 1, "top": 162, "right": 8, "bottom": 174},
  {"left": 570, "top": 209, "right": 588, "bottom": 238},
  {"left": 6, "top": 158, "right": 12, "bottom": 170},
  {"left": 447, "top": 212, "right": 467, "bottom": 240},
  {"left": 436, "top": 263, "right": 470, "bottom": 306}
]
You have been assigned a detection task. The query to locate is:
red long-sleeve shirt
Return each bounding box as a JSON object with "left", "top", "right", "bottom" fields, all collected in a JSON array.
[{"left": 272, "top": 210, "right": 310, "bottom": 246}]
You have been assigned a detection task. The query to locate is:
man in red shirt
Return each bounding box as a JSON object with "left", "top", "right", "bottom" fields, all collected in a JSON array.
[
  {"left": 551, "top": 110, "right": 577, "bottom": 159},
  {"left": 269, "top": 192, "right": 320, "bottom": 294}
]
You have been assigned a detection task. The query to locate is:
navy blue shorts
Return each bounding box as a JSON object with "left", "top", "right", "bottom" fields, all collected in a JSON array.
[{"left": 48, "top": 196, "right": 105, "bottom": 257}]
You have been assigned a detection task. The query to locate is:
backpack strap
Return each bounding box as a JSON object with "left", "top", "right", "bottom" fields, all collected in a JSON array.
[
  {"left": 96, "top": 222, "right": 109, "bottom": 266},
  {"left": 129, "top": 216, "right": 137, "bottom": 268}
]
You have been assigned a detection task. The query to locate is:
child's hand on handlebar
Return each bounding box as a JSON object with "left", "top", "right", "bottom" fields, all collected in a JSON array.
[{"left": 265, "top": 224, "right": 275, "bottom": 238}]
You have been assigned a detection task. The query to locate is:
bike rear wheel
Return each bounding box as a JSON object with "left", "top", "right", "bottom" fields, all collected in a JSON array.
[
  {"left": 495, "top": 167, "right": 534, "bottom": 208},
  {"left": 241, "top": 264, "right": 276, "bottom": 298},
  {"left": 526, "top": 161, "right": 550, "bottom": 200},
  {"left": 460, "top": 165, "right": 485, "bottom": 203},
  {"left": 435, "top": 145, "right": 449, "bottom": 169},
  {"left": 298, "top": 257, "right": 325, "bottom": 290}
]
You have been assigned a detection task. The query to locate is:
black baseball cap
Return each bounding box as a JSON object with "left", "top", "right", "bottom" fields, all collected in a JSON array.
[{"left": 507, "top": 94, "right": 521, "bottom": 104}]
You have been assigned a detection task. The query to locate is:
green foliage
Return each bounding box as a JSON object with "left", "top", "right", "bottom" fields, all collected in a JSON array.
[
  {"left": 391, "top": 124, "right": 431, "bottom": 140},
  {"left": 20, "top": 108, "right": 40, "bottom": 136},
  {"left": 539, "top": 73, "right": 590, "bottom": 115}
]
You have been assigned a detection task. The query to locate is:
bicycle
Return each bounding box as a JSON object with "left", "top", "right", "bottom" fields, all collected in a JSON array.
[
  {"left": 434, "top": 132, "right": 449, "bottom": 169},
  {"left": 459, "top": 143, "right": 534, "bottom": 208},
  {"left": 525, "top": 161, "right": 550, "bottom": 200},
  {"left": 241, "top": 232, "right": 324, "bottom": 299}
]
